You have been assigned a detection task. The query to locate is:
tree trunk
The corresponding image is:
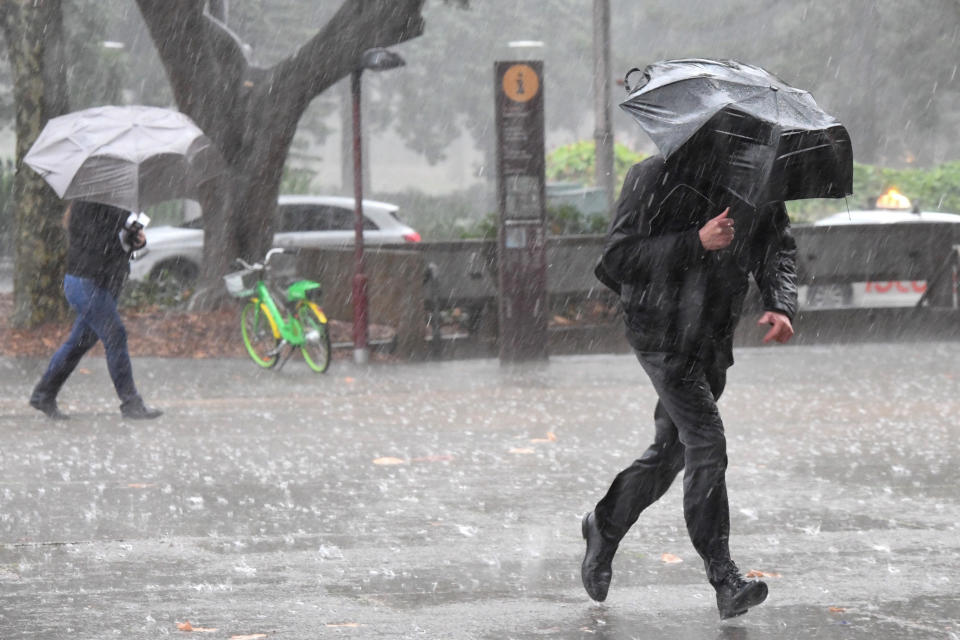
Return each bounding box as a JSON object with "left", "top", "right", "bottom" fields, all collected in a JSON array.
[
  {"left": 135, "top": 0, "right": 425, "bottom": 308},
  {"left": 0, "top": 0, "right": 70, "bottom": 327}
]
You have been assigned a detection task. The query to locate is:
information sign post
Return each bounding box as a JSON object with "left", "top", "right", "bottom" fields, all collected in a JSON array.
[{"left": 495, "top": 61, "right": 548, "bottom": 362}]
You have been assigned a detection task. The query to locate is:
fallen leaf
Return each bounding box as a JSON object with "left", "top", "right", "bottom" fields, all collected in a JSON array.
[
  {"left": 410, "top": 454, "right": 455, "bottom": 463},
  {"left": 127, "top": 483, "right": 156, "bottom": 489},
  {"left": 78, "top": 368, "right": 92, "bottom": 375},
  {"left": 176, "top": 622, "right": 218, "bottom": 632},
  {"left": 344, "top": 377, "right": 356, "bottom": 383},
  {"left": 746, "top": 569, "right": 781, "bottom": 578},
  {"left": 828, "top": 606, "right": 847, "bottom": 613},
  {"left": 372, "top": 456, "right": 405, "bottom": 465},
  {"left": 660, "top": 553, "right": 683, "bottom": 564},
  {"left": 509, "top": 447, "right": 535, "bottom": 454},
  {"left": 326, "top": 622, "right": 362, "bottom": 628},
  {"left": 530, "top": 432, "right": 558, "bottom": 443}
]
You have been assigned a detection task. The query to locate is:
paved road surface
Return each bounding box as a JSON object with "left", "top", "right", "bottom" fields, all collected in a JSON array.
[{"left": 1, "top": 343, "right": 958, "bottom": 639}]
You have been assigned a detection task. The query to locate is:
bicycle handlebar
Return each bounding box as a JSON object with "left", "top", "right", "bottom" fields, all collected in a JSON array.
[
  {"left": 265, "top": 247, "right": 287, "bottom": 264},
  {"left": 232, "top": 257, "right": 260, "bottom": 271},
  {"left": 233, "top": 248, "right": 294, "bottom": 272}
]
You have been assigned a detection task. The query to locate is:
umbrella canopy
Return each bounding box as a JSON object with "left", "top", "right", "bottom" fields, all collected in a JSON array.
[
  {"left": 24, "top": 105, "right": 223, "bottom": 212},
  {"left": 620, "top": 58, "right": 853, "bottom": 206}
]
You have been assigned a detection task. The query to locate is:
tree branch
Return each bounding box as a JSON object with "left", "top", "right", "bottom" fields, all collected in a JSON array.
[
  {"left": 276, "top": 0, "right": 426, "bottom": 102},
  {"left": 135, "top": 0, "right": 252, "bottom": 162},
  {"left": 202, "top": 11, "right": 250, "bottom": 88}
]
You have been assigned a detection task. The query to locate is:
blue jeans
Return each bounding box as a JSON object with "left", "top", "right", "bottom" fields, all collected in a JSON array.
[{"left": 33, "top": 275, "right": 138, "bottom": 403}]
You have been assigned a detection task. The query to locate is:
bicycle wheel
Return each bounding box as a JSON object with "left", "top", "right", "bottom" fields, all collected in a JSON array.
[
  {"left": 241, "top": 300, "right": 280, "bottom": 368},
  {"left": 296, "top": 302, "right": 331, "bottom": 373}
]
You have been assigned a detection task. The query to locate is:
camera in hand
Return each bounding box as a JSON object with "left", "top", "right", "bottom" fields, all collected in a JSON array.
[{"left": 121, "top": 212, "right": 151, "bottom": 252}]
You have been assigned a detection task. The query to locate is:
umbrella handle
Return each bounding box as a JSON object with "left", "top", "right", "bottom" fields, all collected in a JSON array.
[{"left": 624, "top": 67, "right": 645, "bottom": 93}]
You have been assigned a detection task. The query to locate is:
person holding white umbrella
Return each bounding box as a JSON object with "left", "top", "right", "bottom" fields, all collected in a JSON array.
[
  {"left": 29, "top": 200, "right": 161, "bottom": 420},
  {"left": 23, "top": 105, "right": 223, "bottom": 420}
]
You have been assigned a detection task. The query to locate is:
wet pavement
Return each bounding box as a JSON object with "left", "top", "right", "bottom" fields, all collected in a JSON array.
[{"left": 1, "top": 342, "right": 958, "bottom": 639}]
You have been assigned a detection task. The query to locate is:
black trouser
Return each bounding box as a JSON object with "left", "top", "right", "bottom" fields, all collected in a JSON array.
[{"left": 594, "top": 346, "right": 732, "bottom": 583}]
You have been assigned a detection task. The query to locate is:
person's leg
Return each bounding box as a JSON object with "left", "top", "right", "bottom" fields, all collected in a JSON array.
[
  {"left": 76, "top": 283, "right": 140, "bottom": 403},
  {"left": 640, "top": 350, "right": 766, "bottom": 617},
  {"left": 30, "top": 276, "right": 101, "bottom": 419},
  {"left": 636, "top": 351, "right": 731, "bottom": 574},
  {"left": 78, "top": 283, "right": 162, "bottom": 419},
  {"left": 582, "top": 352, "right": 687, "bottom": 601},
  {"left": 594, "top": 397, "right": 686, "bottom": 541}
]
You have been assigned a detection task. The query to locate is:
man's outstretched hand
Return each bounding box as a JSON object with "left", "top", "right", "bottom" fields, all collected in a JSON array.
[{"left": 758, "top": 311, "right": 794, "bottom": 344}]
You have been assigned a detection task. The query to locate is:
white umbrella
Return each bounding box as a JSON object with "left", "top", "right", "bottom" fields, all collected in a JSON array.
[{"left": 24, "top": 105, "right": 223, "bottom": 212}]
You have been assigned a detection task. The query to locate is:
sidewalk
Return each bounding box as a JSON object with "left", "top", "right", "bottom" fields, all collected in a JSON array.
[{"left": 1, "top": 344, "right": 958, "bottom": 639}]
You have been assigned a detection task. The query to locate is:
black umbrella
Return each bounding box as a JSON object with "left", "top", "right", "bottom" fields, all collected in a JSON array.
[{"left": 620, "top": 58, "right": 853, "bottom": 207}]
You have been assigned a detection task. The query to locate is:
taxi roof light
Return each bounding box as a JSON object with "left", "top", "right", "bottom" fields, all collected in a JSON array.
[{"left": 876, "top": 188, "right": 911, "bottom": 210}]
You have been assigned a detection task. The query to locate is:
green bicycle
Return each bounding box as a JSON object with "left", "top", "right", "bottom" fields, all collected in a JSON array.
[{"left": 224, "top": 248, "right": 331, "bottom": 373}]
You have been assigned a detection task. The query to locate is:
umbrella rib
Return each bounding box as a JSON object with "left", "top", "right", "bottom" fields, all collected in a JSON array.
[
  {"left": 777, "top": 143, "right": 836, "bottom": 160},
  {"left": 709, "top": 128, "right": 764, "bottom": 142}
]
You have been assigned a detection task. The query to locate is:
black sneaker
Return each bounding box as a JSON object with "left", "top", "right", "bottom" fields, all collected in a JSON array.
[
  {"left": 120, "top": 398, "right": 163, "bottom": 420},
  {"left": 29, "top": 395, "right": 69, "bottom": 420},
  {"left": 713, "top": 562, "right": 768, "bottom": 619},
  {"left": 580, "top": 511, "right": 619, "bottom": 602}
]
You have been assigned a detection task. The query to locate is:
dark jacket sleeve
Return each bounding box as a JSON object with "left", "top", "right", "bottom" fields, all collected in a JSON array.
[
  {"left": 599, "top": 160, "right": 705, "bottom": 287},
  {"left": 753, "top": 201, "right": 799, "bottom": 320}
]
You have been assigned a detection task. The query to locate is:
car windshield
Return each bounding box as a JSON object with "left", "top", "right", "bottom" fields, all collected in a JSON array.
[{"left": 180, "top": 217, "right": 204, "bottom": 229}]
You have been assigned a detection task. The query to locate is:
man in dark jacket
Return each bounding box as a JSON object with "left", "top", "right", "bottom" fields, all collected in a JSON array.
[
  {"left": 29, "top": 200, "right": 162, "bottom": 420},
  {"left": 581, "top": 155, "right": 797, "bottom": 619}
]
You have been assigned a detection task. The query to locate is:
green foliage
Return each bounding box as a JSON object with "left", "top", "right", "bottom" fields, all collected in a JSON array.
[
  {"left": 546, "top": 141, "right": 645, "bottom": 188},
  {"left": 281, "top": 166, "right": 318, "bottom": 195},
  {"left": 547, "top": 203, "right": 607, "bottom": 235},
  {"left": 373, "top": 184, "right": 496, "bottom": 240},
  {"left": 788, "top": 160, "right": 960, "bottom": 223},
  {"left": 458, "top": 204, "right": 606, "bottom": 240},
  {"left": 462, "top": 211, "right": 497, "bottom": 240},
  {"left": 851, "top": 161, "right": 960, "bottom": 213}
]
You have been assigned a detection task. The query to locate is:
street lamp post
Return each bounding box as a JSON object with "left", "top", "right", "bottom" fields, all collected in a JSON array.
[
  {"left": 350, "top": 48, "right": 405, "bottom": 365},
  {"left": 593, "top": 0, "right": 615, "bottom": 213}
]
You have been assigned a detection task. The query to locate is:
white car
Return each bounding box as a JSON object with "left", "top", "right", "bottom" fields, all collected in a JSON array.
[
  {"left": 804, "top": 194, "right": 960, "bottom": 308},
  {"left": 814, "top": 209, "right": 960, "bottom": 226},
  {"left": 130, "top": 195, "right": 421, "bottom": 284}
]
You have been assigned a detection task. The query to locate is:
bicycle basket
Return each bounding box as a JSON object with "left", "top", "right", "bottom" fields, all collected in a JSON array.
[{"left": 223, "top": 268, "right": 258, "bottom": 297}]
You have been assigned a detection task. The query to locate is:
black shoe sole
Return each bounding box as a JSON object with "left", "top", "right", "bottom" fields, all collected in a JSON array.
[{"left": 720, "top": 581, "right": 768, "bottom": 619}]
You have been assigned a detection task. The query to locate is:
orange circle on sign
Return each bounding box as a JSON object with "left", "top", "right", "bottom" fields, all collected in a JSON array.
[{"left": 502, "top": 64, "right": 539, "bottom": 103}]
